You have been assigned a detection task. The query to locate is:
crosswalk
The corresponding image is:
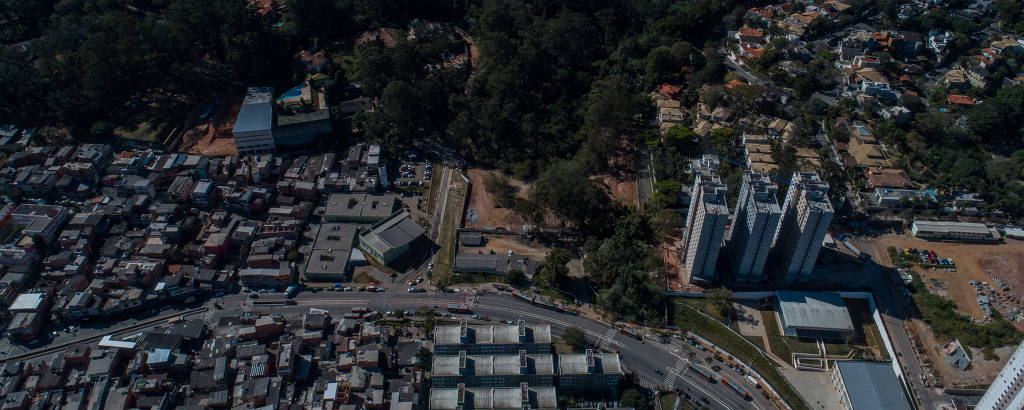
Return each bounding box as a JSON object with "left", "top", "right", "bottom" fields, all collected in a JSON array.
[
  {"left": 596, "top": 328, "right": 619, "bottom": 350},
  {"left": 664, "top": 356, "right": 690, "bottom": 388}
]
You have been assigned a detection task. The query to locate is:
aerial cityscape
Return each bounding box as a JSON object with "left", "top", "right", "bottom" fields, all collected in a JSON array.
[{"left": 3, "top": 0, "right": 1024, "bottom": 409}]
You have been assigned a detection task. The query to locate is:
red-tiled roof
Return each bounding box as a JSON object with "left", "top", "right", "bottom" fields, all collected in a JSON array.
[
  {"left": 656, "top": 84, "right": 682, "bottom": 96},
  {"left": 739, "top": 27, "right": 764, "bottom": 37},
  {"left": 726, "top": 79, "right": 748, "bottom": 89},
  {"left": 948, "top": 94, "right": 974, "bottom": 105}
]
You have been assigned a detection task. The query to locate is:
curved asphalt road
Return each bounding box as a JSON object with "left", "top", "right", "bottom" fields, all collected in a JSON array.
[
  {"left": 222, "top": 291, "right": 773, "bottom": 409},
  {"left": 13, "top": 288, "right": 774, "bottom": 409}
]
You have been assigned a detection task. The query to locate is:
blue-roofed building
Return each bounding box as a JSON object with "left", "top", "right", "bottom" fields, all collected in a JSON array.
[
  {"left": 830, "top": 361, "right": 911, "bottom": 410},
  {"left": 233, "top": 87, "right": 275, "bottom": 154}
]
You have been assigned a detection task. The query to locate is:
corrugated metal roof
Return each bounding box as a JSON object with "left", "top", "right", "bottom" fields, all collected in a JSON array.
[
  {"left": 835, "top": 361, "right": 911, "bottom": 410},
  {"left": 232, "top": 87, "right": 273, "bottom": 134},
  {"left": 776, "top": 291, "right": 854, "bottom": 332}
]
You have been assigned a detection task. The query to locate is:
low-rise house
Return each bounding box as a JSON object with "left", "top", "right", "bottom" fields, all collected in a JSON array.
[
  {"left": 453, "top": 254, "right": 540, "bottom": 277},
  {"left": 872, "top": 188, "right": 935, "bottom": 208},
  {"left": 864, "top": 168, "right": 914, "bottom": 190}
]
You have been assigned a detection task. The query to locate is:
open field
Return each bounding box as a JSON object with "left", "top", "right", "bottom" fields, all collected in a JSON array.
[
  {"left": 464, "top": 168, "right": 529, "bottom": 230},
  {"left": 857, "top": 234, "right": 1024, "bottom": 324},
  {"left": 114, "top": 120, "right": 177, "bottom": 143}
]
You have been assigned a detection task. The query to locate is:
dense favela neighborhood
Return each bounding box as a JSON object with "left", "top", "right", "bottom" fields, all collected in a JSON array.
[{"left": 5, "top": 0, "right": 1024, "bottom": 409}]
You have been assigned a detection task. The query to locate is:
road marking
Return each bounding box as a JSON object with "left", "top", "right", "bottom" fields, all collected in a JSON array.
[
  {"left": 293, "top": 299, "right": 370, "bottom": 306},
  {"left": 474, "top": 302, "right": 750, "bottom": 410},
  {"left": 597, "top": 328, "right": 619, "bottom": 350},
  {"left": 665, "top": 356, "right": 690, "bottom": 388}
]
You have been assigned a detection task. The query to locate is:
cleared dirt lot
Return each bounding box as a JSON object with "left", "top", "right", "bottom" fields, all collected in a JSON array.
[
  {"left": 602, "top": 174, "right": 637, "bottom": 208},
  {"left": 179, "top": 94, "right": 241, "bottom": 156},
  {"left": 457, "top": 234, "right": 550, "bottom": 260},
  {"left": 858, "top": 234, "right": 1024, "bottom": 322},
  {"left": 465, "top": 169, "right": 529, "bottom": 230},
  {"left": 859, "top": 234, "right": 1024, "bottom": 387}
]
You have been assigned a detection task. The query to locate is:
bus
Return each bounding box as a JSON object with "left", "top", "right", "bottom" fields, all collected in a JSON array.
[
  {"left": 352, "top": 306, "right": 370, "bottom": 314},
  {"left": 689, "top": 363, "right": 716, "bottom": 382},
  {"left": 447, "top": 303, "right": 472, "bottom": 314},
  {"left": 619, "top": 328, "right": 641, "bottom": 340},
  {"left": 721, "top": 376, "right": 751, "bottom": 399}
]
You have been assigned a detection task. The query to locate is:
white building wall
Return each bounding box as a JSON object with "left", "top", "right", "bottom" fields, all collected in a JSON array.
[
  {"left": 234, "top": 130, "right": 276, "bottom": 154},
  {"left": 771, "top": 172, "right": 833, "bottom": 282},
  {"left": 728, "top": 173, "right": 781, "bottom": 282},
  {"left": 682, "top": 169, "right": 728, "bottom": 284},
  {"left": 977, "top": 340, "right": 1024, "bottom": 410}
]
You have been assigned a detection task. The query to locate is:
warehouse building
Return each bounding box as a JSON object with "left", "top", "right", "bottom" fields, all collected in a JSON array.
[
  {"left": 432, "top": 351, "right": 557, "bottom": 388},
  {"left": 429, "top": 384, "right": 557, "bottom": 410},
  {"left": 775, "top": 291, "right": 855, "bottom": 341},
  {"left": 910, "top": 220, "right": 1000, "bottom": 242},
  {"left": 830, "top": 361, "right": 911, "bottom": 410},
  {"left": 302, "top": 223, "right": 357, "bottom": 281},
  {"left": 557, "top": 349, "right": 625, "bottom": 395},
  {"left": 434, "top": 320, "right": 553, "bottom": 355},
  {"left": 324, "top": 193, "right": 398, "bottom": 223},
  {"left": 358, "top": 210, "right": 424, "bottom": 265}
]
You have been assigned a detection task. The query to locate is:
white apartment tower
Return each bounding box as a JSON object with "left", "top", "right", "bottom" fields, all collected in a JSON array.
[
  {"left": 977, "top": 340, "right": 1024, "bottom": 410},
  {"left": 682, "top": 155, "right": 729, "bottom": 284},
  {"left": 728, "top": 173, "right": 781, "bottom": 283},
  {"left": 771, "top": 172, "right": 833, "bottom": 282}
]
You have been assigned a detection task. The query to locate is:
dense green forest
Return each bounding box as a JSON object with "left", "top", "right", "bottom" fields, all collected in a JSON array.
[
  {"left": 0, "top": 0, "right": 758, "bottom": 323},
  {"left": 10, "top": 0, "right": 1024, "bottom": 324}
]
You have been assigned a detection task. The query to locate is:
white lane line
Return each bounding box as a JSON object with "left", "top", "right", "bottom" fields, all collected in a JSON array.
[
  {"left": 665, "top": 356, "right": 689, "bottom": 387},
  {"left": 293, "top": 299, "right": 370, "bottom": 305},
  {"left": 474, "top": 304, "right": 625, "bottom": 348}
]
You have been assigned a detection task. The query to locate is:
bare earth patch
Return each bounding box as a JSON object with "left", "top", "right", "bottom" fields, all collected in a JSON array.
[
  {"left": 179, "top": 92, "right": 242, "bottom": 156},
  {"left": 859, "top": 234, "right": 1024, "bottom": 387},
  {"left": 859, "top": 235, "right": 1024, "bottom": 324},
  {"left": 465, "top": 168, "right": 530, "bottom": 230}
]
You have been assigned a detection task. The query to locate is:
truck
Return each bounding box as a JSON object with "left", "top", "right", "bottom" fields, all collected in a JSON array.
[
  {"left": 285, "top": 285, "right": 299, "bottom": 298},
  {"left": 447, "top": 303, "right": 472, "bottom": 314}
]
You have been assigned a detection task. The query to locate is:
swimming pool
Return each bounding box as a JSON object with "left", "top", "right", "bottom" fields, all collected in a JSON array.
[{"left": 277, "top": 84, "right": 307, "bottom": 101}]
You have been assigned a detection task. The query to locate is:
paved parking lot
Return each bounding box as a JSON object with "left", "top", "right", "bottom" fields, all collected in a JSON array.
[{"left": 394, "top": 159, "right": 432, "bottom": 187}]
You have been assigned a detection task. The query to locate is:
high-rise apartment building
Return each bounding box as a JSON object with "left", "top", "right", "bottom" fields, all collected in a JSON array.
[
  {"left": 728, "top": 172, "right": 781, "bottom": 282},
  {"left": 682, "top": 155, "right": 729, "bottom": 284},
  {"left": 977, "top": 340, "right": 1024, "bottom": 410},
  {"left": 771, "top": 172, "right": 833, "bottom": 282}
]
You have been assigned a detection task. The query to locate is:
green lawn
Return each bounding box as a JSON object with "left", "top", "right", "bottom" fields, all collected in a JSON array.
[
  {"left": 658, "top": 393, "right": 678, "bottom": 410},
  {"left": 114, "top": 120, "right": 176, "bottom": 142},
  {"left": 761, "top": 310, "right": 823, "bottom": 357},
  {"left": 431, "top": 176, "right": 467, "bottom": 286},
  {"left": 863, "top": 323, "right": 891, "bottom": 360},
  {"left": 425, "top": 170, "right": 443, "bottom": 214}
]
